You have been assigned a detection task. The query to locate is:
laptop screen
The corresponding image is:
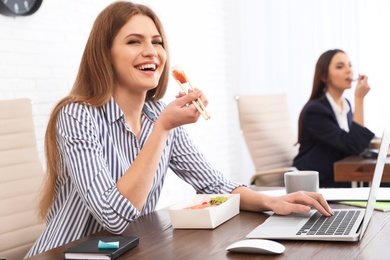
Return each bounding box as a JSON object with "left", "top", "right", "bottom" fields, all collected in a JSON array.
[{"left": 359, "top": 126, "right": 390, "bottom": 240}]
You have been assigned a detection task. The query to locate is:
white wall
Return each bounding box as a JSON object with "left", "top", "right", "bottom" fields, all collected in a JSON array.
[{"left": 1, "top": 0, "right": 389, "bottom": 209}]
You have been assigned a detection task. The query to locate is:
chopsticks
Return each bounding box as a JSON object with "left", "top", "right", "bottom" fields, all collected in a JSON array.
[{"left": 170, "top": 65, "right": 211, "bottom": 120}]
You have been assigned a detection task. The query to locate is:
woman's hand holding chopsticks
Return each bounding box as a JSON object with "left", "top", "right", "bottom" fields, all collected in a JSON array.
[
  {"left": 170, "top": 65, "right": 211, "bottom": 120},
  {"left": 156, "top": 89, "right": 207, "bottom": 130}
]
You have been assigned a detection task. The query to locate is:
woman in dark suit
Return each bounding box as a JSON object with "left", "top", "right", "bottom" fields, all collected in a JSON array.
[{"left": 293, "top": 49, "right": 375, "bottom": 187}]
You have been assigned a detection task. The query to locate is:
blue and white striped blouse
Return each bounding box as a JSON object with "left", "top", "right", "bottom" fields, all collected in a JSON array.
[{"left": 26, "top": 97, "right": 241, "bottom": 258}]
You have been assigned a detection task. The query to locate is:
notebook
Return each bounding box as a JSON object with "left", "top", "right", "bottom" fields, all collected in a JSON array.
[
  {"left": 247, "top": 127, "right": 390, "bottom": 242},
  {"left": 64, "top": 236, "right": 139, "bottom": 259}
]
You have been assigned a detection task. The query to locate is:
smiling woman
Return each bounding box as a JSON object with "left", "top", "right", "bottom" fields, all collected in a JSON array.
[
  {"left": 0, "top": 0, "right": 43, "bottom": 16},
  {"left": 24, "top": 1, "right": 240, "bottom": 257}
]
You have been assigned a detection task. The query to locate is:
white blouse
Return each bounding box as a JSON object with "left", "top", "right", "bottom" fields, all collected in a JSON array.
[{"left": 326, "top": 92, "right": 350, "bottom": 132}]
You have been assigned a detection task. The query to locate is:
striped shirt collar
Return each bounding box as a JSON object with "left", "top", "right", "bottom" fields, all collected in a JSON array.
[{"left": 103, "top": 97, "right": 157, "bottom": 124}]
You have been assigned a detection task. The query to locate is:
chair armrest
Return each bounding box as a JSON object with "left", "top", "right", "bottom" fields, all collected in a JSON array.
[{"left": 249, "top": 167, "right": 298, "bottom": 186}]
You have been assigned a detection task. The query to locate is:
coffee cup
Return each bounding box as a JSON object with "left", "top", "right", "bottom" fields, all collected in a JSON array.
[{"left": 284, "top": 171, "right": 319, "bottom": 193}]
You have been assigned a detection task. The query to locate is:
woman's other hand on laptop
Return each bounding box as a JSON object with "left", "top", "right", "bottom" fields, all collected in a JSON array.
[
  {"left": 266, "top": 191, "right": 333, "bottom": 216},
  {"left": 231, "top": 187, "right": 333, "bottom": 216}
]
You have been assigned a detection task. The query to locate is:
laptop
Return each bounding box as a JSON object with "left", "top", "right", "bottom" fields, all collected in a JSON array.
[{"left": 247, "top": 126, "right": 390, "bottom": 242}]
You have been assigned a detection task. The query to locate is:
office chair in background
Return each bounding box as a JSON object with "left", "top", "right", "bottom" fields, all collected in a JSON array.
[
  {"left": 235, "top": 94, "right": 298, "bottom": 186},
  {"left": 0, "top": 98, "right": 45, "bottom": 260}
]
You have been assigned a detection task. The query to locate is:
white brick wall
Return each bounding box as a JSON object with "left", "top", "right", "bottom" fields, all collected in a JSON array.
[{"left": 0, "top": 0, "right": 114, "bottom": 161}]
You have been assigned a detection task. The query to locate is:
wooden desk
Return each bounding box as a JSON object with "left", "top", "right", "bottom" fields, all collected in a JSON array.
[
  {"left": 334, "top": 155, "right": 390, "bottom": 186},
  {"left": 26, "top": 204, "right": 390, "bottom": 259}
]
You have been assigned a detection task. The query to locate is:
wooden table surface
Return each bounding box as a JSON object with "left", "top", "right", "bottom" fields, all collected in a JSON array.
[
  {"left": 334, "top": 155, "right": 390, "bottom": 183},
  {"left": 27, "top": 203, "right": 390, "bottom": 260}
]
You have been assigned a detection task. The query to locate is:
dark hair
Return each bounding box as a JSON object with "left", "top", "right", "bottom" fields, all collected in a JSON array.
[
  {"left": 38, "top": 1, "right": 170, "bottom": 220},
  {"left": 296, "top": 49, "right": 345, "bottom": 144}
]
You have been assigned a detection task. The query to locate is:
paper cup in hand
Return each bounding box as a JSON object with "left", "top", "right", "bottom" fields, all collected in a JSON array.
[{"left": 284, "top": 171, "right": 319, "bottom": 193}]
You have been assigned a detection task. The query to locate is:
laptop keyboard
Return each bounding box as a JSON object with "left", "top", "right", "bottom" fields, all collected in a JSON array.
[{"left": 297, "top": 210, "right": 361, "bottom": 236}]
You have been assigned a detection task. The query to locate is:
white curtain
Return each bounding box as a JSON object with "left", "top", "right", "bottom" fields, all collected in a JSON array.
[
  {"left": 236, "top": 0, "right": 390, "bottom": 178},
  {"left": 238, "top": 0, "right": 390, "bottom": 134},
  {"left": 358, "top": 0, "right": 390, "bottom": 134}
]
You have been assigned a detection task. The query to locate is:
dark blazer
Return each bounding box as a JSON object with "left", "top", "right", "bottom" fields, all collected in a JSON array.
[{"left": 293, "top": 97, "right": 375, "bottom": 187}]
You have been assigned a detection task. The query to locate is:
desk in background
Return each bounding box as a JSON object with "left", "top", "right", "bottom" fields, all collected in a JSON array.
[
  {"left": 26, "top": 203, "right": 390, "bottom": 259},
  {"left": 334, "top": 155, "right": 390, "bottom": 187}
]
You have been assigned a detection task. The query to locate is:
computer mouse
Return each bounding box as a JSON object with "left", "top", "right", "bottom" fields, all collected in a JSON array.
[
  {"left": 226, "top": 239, "right": 285, "bottom": 254},
  {"left": 361, "top": 148, "right": 378, "bottom": 159}
]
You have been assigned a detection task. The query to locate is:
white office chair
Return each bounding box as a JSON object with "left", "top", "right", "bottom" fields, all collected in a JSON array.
[
  {"left": 0, "top": 98, "right": 45, "bottom": 260},
  {"left": 235, "top": 94, "right": 298, "bottom": 186}
]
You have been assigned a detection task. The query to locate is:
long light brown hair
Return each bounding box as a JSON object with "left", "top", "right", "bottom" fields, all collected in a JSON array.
[
  {"left": 38, "top": 1, "right": 170, "bottom": 220},
  {"left": 296, "top": 49, "right": 345, "bottom": 144}
]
